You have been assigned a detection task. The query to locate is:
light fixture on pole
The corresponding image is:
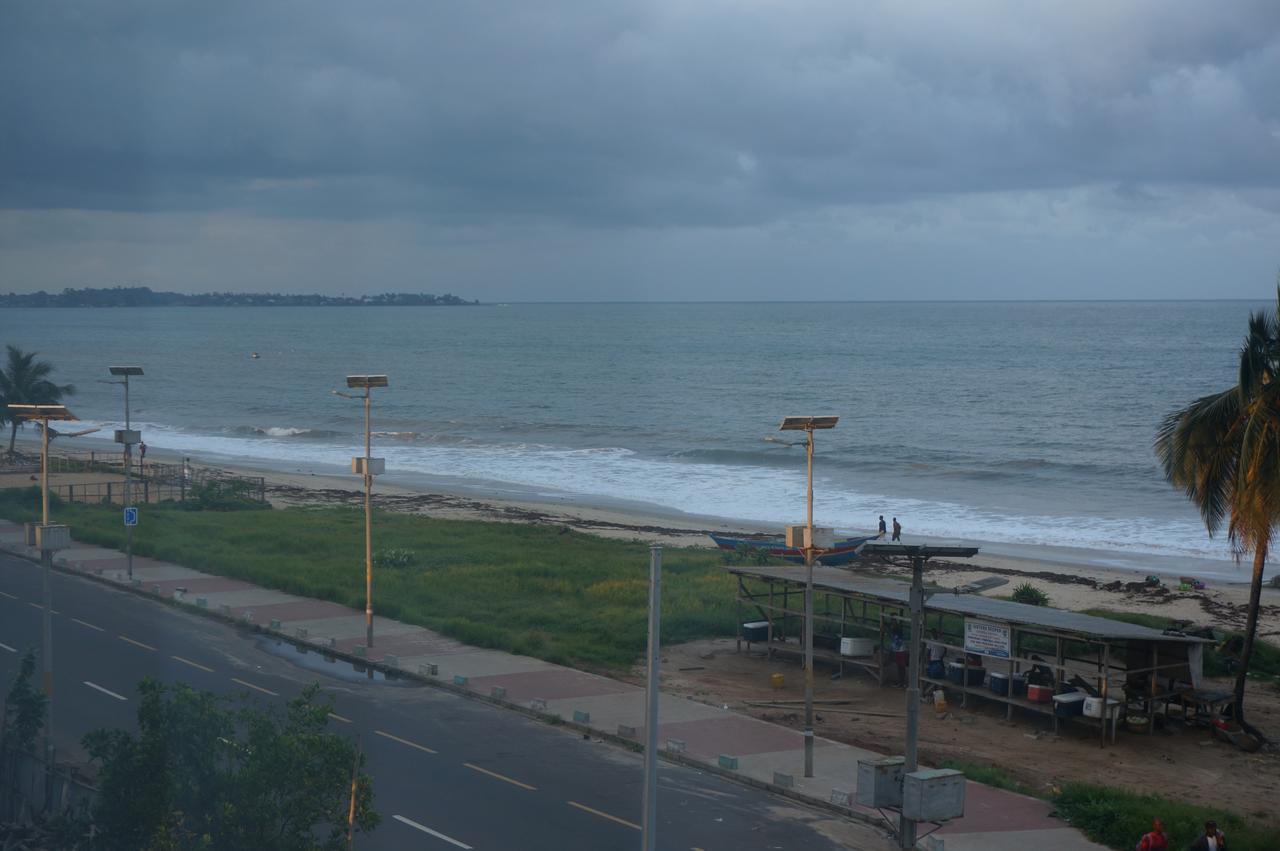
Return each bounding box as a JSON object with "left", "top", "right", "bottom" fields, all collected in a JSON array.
[
  {"left": 860, "top": 542, "right": 989, "bottom": 849},
  {"left": 333, "top": 375, "right": 388, "bottom": 649},
  {"left": 7, "top": 403, "right": 79, "bottom": 794},
  {"left": 776, "top": 414, "right": 838, "bottom": 779},
  {"left": 106, "top": 366, "right": 143, "bottom": 579}
]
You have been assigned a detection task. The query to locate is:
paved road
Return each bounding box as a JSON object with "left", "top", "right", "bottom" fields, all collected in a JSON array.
[{"left": 0, "top": 553, "right": 882, "bottom": 850}]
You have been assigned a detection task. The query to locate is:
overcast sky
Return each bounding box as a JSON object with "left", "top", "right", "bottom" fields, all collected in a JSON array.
[{"left": 2, "top": 1, "right": 1278, "bottom": 300}]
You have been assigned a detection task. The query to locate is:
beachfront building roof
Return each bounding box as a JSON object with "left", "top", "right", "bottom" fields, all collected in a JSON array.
[{"left": 728, "top": 564, "right": 1215, "bottom": 745}]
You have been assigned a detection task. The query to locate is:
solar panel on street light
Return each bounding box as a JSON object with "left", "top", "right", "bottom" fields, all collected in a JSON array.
[
  {"left": 779, "top": 415, "right": 839, "bottom": 431},
  {"left": 346, "top": 375, "right": 389, "bottom": 388},
  {"left": 7, "top": 404, "right": 77, "bottom": 421},
  {"left": 108, "top": 366, "right": 144, "bottom": 376}
]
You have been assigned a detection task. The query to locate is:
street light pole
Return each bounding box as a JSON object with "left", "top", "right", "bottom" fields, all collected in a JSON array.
[
  {"left": 107, "top": 366, "right": 144, "bottom": 580},
  {"left": 803, "top": 428, "right": 816, "bottom": 778},
  {"left": 776, "top": 415, "right": 838, "bottom": 779},
  {"left": 334, "top": 375, "right": 388, "bottom": 650},
  {"left": 641, "top": 544, "right": 663, "bottom": 851},
  {"left": 362, "top": 384, "right": 373, "bottom": 649}
]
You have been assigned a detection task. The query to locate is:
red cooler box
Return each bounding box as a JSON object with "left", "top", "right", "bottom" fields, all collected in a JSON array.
[{"left": 1027, "top": 683, "right": 1053, "bottom": 703}]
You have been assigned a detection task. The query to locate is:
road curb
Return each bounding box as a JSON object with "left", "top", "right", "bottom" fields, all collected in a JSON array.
[{"left": 2, "top": 539, "right": 887, "bottom": 832}]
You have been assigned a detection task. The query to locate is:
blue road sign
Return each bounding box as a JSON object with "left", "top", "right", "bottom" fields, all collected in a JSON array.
[{"left": 123, "top": 506, "right": 138, "bottom": 527}]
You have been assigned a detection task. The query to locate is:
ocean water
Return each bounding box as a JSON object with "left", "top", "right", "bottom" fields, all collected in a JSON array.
[{"left": 0, "top": 301, "right": 1266, "bottom": 571}]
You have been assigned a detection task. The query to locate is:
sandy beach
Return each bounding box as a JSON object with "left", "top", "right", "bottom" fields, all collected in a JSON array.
[{"left": 14, "top": 439, "right": 1275, "bottom": 641}]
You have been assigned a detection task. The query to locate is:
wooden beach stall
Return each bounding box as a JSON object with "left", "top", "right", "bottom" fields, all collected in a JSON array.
[{"left": 728, "top": 564, "right": 1216, "bottom": 744}]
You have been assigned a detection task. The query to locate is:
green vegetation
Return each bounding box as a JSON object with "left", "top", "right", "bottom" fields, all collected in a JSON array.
[
  {"left": 1010, "top": 582, "right": 1050, "bottom": 606},
  {"left": 1054, "top": 782, "right": 1275, "bottom": 851},
  {"left": 938, "top": 760, "right": 1036, "bottom": 797},
  {"left": 85, "top": 680, "right": 377, "bottom": 850},
  {"left": 0, "top": 488, "right": 735, "bottom": 670},
  {"left": 0, "top": 344, "right": 75, "bottom": 456},
  {"left": 1154, "top": 285, "right": 1280, "bottom": 731},
  {"left": 1082, "top": 608, "right": 1280, "bottom": 679},
  {"left": 2, "top": 650, "right": 46, "bottom": 754}
]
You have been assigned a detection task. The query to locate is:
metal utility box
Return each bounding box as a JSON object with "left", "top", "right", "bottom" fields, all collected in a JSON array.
[
  {"left": 35, "top": 524, "right": 71, "bottom": 552},
  {"left": 351, "top": 457, "right": 386, "bottom": 476},
  {"left": 856, "top": 756, "right": 905, "bottom": 808},
  {"left": 114, "top": 429, "right": 141, "bottom": 445},
  {"left": 902, "top": 768, "right": 965, "bottom": 822},
  {"left": 24, "top": 522, "right": 38, "bottom": 547},
  {"left": 785, "top": 525, "right": 835, "bottom": 549}
]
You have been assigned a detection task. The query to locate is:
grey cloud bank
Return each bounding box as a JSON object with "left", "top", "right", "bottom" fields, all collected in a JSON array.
[{"left": 1, "top": 1, "right": 1278, "bottom": 300}]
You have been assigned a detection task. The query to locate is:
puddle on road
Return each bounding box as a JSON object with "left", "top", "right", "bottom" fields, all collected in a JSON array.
[{"left": 256, "top": 637, "right": 420, "bottom": 687}]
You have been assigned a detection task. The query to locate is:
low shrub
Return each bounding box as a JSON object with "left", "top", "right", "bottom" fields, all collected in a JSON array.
[{"left": 1011, "top": 582, "right": 1049, "bottom": 606}]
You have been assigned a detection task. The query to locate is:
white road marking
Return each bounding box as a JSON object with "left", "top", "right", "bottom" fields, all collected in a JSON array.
[
  {"left": 230, "top": 677, "right": 279, "bottom": 696},
  {"left": 171, "top": 655, "right": 214, "bottom": 673},
  {"left": 83, "top": 681, "right": 127, "bottom": 701},
  {"left": 71, "top": 618, "right": 104, "bottom": 632},
  {"left": 0, "top": 591, "right": 17, "bottom": 599},
  {"left": 27, "top": 602, "right": 57, "bottom": 613},
  {"left": 328, "top": 712, "right": 352, "bottom": 723},
  {"left": 373, "top": 729, "right": 437, "bottom": 754},
  {"left": 391, "top": 815, "right": 473, "bottom": 849},
  {"left": 567, "top": 800, "right": 641, "bottom": 831},
  {"left": 463, "top": 762, "right": 537, "bottom": 790},
  {"left": 118, "top": 635, "right": 157, "bottom": 651},
  {"left": 0, "top": 642, "right": 16, "bottom": 653}
]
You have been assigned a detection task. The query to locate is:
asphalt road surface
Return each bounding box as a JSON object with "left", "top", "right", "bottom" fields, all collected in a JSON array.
[{"left": 0, "top": 553, "right": 882, "bottom": 850}]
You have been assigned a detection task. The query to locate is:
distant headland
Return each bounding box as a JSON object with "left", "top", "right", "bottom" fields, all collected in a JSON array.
[{"left": 0, "top": 286, "right": 480, "bottom": 308}]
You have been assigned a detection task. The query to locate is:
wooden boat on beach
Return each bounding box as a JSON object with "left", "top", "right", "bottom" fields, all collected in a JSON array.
[{"left": 709, "top": 532, "right": 882, "bottom": 566}]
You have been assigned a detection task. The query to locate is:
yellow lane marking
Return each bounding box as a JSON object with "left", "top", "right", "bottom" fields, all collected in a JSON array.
[
  {"left": 171, "top": 655, "right": 214, "bottom": 673},
  {"left": 0, "top": 591, "right": 17, "bottom": 599},
  {"left": 118, "top": 635, "right": 157, "bottom": 651},
  {"left": 373, "top": 729, "right": 437, "bottom": 754},
  {"left": 230, "top": 677, "right": 279, "bottom": 696},
  {"left": 328, "top": 712, "right": 353, "bottom": 724},
  {"left": 463, "top": 762, "right": 537, "bottom": 791},
  {"left": 567, "top": 800, "right": 641, "bottom": 831},
  {"left": 71, "top": 618, "right": 104, "bottom": 632}
]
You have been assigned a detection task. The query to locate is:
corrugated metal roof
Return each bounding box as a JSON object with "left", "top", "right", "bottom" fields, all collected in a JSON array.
[{"left": 728, "top": 565, "right": 1210, "bottom": 644}]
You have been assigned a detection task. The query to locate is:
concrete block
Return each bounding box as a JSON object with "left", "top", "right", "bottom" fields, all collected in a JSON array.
[
  {"left": 418, "top": 663, "right": 438, "bottom": 677},
  {"left": 196, "top": 597, "right": 208, "bottom": 608},
  {"left": 172, "top": 590, "right": 184, "bottom": 601},
  {"left": 131, "top": 578, "right": 142, "bottom": 587},
  {"left": 354, "top": 645, "right": 367, "bottom": 658},
  {"left": 295, "top": 627, "right": 308, "bottom": 639},
  {"left": 617, "top": 724, "right": 638, "bottom": 739},
  {"left": 829, "top": 789, "right": 852, "bottom": 808},
  {"left": 453, "top": 675, "right": 469, "bottom": 686},
  {"left": 572, "top": 710, "right": 591, "bottom": 724},
  {"left": 529, "top": 698, "right": 548, "bottom": 712},
  {"left": 773, "top": 771, "right": 795, "bottom": 789},
  {"left": 666, "top": 739, "right": 686, "bottom": 753},
  {"left": 385, "top": 654, "right": 399, "bottom": 667},
  {"left": 269, "top": 619, "right": 282, "bottom": 630},
  {"left": 151, "top": 585, "right": 162, "bottom": 595},
  {"left": 218, "top": 604, "right": 232, "bottom": 616},
  {"left": 490, "top": 686, "right": 507, "bottom": 700},
  {"left": 717, "top": 754, "right": 738, "bottom": 770},
  {"left": 241, "top": 610, "right": 253, "bottom": 623}
]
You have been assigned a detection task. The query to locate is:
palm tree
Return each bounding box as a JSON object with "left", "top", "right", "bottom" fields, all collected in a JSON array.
[
  {"left": 0, "top": 345, "right": 76, "bottom": 457},
  {"left": 1154, "top": 289, "right": 1280, "bottom": 737}
]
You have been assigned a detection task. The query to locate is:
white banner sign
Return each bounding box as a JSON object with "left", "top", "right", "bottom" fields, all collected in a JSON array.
[{"left": 964, "top": 619, "right": 1011, "bottom": 659}]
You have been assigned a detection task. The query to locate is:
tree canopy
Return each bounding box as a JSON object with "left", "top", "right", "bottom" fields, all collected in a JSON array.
[
  {"left": 0, "top": 344, "right": 75, "bottom": 456},
  {"left": 84, "top": 680, "right": 378, "bottom": 851}
]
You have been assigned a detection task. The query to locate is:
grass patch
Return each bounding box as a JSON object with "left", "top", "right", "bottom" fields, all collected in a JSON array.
[
  {"left": 1054, "top": 782, "right": 1275, "bottom": 851},
  {"left": 0, "top": 488, "right": 737, "bottom": 671},
  {"left": 938, "top": 760, "right": 1037, "bottom": 797},
  {"left": 1083, "top": 608, "right": 1280, "bottom": 679}
]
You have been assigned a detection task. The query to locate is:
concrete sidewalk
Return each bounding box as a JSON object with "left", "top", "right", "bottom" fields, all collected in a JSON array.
[{"left": 0, "top": 520, "right": 1105, "bottom": 851}]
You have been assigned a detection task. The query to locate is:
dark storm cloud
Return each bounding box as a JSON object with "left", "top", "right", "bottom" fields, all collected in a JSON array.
[{"left": 2, "top": 0, "right": 1279, "bottom": 227}]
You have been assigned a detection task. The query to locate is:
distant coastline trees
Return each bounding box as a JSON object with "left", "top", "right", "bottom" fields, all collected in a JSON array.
[
  {"left": 0, "top": 345, "right": 75, "bottom": 457},
  {"left": 0, "top": 286, "right": 479, "bottom": 308},
  {"left": 1155, "top": 285, "right": 1280, "bottom": 738}
]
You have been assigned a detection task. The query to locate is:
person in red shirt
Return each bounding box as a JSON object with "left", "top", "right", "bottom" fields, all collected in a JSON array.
[{"left": 1137, "top": 818, "right": 1168, "bottom": 851}]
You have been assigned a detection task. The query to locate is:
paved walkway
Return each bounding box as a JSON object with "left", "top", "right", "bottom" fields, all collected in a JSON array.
[{"left": 0, "top": 520, "right": 1105, "bottom": 851}]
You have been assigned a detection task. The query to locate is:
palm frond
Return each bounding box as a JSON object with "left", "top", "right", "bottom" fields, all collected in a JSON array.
[{"left": 1155, "top": 388, "right": 1240, "bottom": 535}]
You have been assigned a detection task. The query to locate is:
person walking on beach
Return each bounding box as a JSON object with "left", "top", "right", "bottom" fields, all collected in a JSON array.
[
  {"left": 891, "top": 517, "right": 902, "bottom": 542},
  {"left": 1188, "top": 821, "right": 1226, "bottom": 851},
  {"left": 878, "top": 515, "right": 887, "bottom": 537},
  {"left": 1136, "top": 818, "right": 1168, "bottom": 851}
]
